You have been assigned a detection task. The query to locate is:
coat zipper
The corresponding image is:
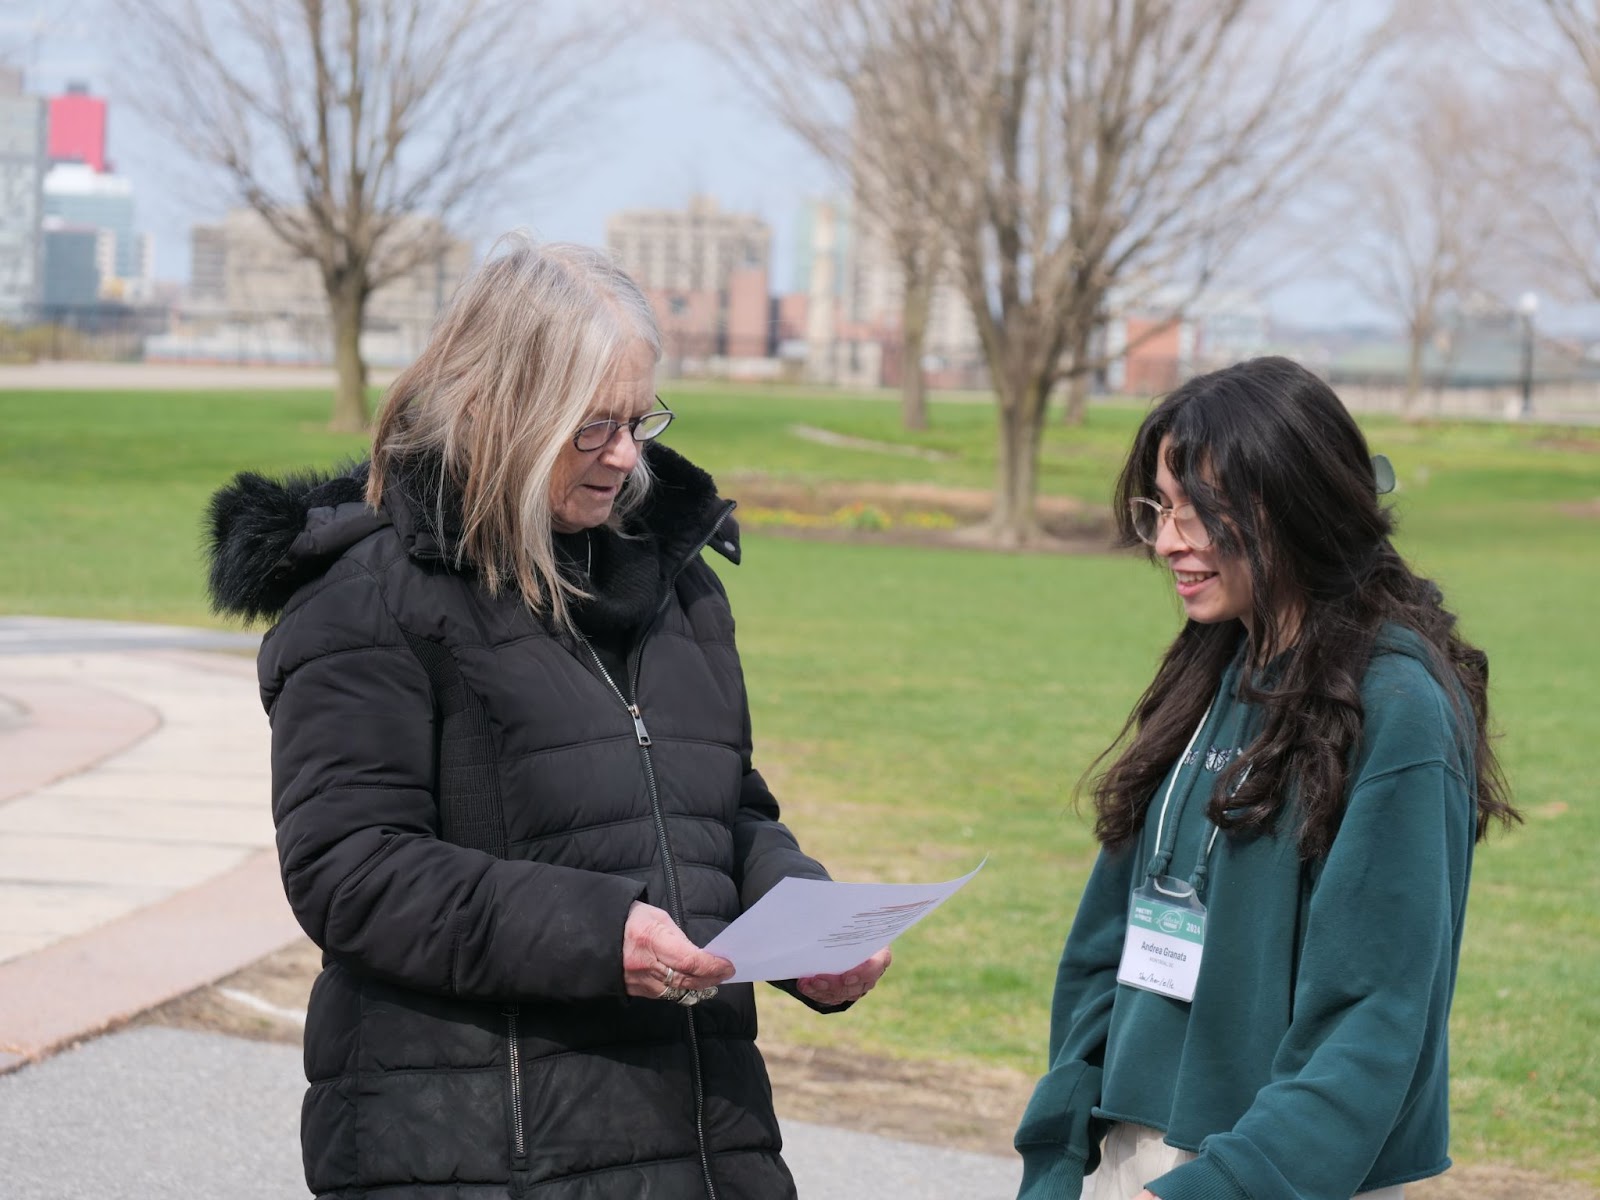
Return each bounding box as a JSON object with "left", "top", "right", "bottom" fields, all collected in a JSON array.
[
  {"left": 582, "top": 643, "right": 717, "bottom": 1200},
  {"left": 504, "top": 1005, "right": 526, "bottom": 1165},
  {"left": 577, "top": 502, "right": 734, "bottom": 1200}
]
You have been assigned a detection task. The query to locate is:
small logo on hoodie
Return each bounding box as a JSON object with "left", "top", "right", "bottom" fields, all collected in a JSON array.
[{"left": 1183, "top": 744, "right": 1240, "bottom": 772}]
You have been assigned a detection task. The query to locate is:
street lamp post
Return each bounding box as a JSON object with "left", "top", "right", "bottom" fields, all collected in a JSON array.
[{"left": 1517, "top": 291, "right": 1539, "bottom": 419}]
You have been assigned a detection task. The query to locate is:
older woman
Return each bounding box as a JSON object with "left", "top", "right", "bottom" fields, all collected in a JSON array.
[{"left": 206, "top": 238, "right": 890, "bottom": 1200}]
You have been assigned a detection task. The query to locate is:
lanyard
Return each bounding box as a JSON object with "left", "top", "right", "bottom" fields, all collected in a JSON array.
[{"left": 1147, "top": 701, "right": 1225, "bottom": 898}]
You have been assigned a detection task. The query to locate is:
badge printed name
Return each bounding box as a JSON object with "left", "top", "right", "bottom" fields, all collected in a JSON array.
[{"left": 1117, "top": 888, "right": 1206, "bottom": 1002}]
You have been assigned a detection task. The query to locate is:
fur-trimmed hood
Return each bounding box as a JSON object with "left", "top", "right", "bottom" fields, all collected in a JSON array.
[{"left": 205, "top": 444, "right": 740, "bottom": 622}]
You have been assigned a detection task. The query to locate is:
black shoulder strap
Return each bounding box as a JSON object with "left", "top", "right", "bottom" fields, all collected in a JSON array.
[{"left": 400, "top": 630, "right": 508, "bottom": 859}]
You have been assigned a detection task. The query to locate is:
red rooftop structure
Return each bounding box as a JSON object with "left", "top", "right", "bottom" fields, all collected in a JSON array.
[{"left": 48, "top": 83, "right": 107, "bottom": 173}]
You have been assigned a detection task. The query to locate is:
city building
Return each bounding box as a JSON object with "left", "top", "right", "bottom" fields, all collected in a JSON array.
[
  {"left": 154, "top": 208, "right": 473, "bottom": 365},
  {"left": 47, "top": 83, "right": 107, "bottom": 172},
  {"left": 1104, "top": 285, "right": 1270, "bottom": 396},
  {"left": 726, "top": 264, "right": 770, "bottom": 359},
  {"left": 606, "top": 195, "right": 773, "bottom": 365},
  {"left": 798, "top": 197, "right": 849, "bottom": 383},
  {"left": 39, "top": 220, "right": 102, "bottom": 308},
  {"left": 773, "top": 292, "right": 808, "bottom": 350},
  {"left": 189, "top": 222, "right": 228, "bottom": 304},
  {"left": 42, "top": 162, "right": 152, "bottom": 297},
  {"left": 606, "top": 194, "right": 771, "bottom": 294},
  {"left": 0, "top": 67, "right": 48, "bottom": 318},
  {"left": 845, "top": 206, "right": 982, "bottom": 388},
  {"left": 794, "top": 194, "right": 984, "bottom": 389}
]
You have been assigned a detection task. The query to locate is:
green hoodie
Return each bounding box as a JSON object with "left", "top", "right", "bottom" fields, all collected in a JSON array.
[{"left": 1015, "top": 626, "right": 1477, "bottom": 1200}]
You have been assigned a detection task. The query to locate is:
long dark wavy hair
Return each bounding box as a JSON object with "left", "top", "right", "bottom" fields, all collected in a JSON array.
[{"left": 1091, "top": 357, "right": 1517, "bottom": 859}]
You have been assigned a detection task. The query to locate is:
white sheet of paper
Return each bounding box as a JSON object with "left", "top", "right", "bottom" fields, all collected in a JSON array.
[{"left": 704, "top": 860, "right": 985, "bottom": 983}]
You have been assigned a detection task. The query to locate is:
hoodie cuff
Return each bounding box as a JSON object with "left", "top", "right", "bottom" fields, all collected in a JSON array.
[
  {"left": 1016, "top": 1145, "right": 1088, "bottom": 1199},
  {"left": 1147, "top": 1155, "right": 1250, "bottom": 1200}
]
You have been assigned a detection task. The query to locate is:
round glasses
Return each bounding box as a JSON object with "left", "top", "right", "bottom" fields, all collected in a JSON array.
[
  {"left": 572, "top": 400, "right": 675, "bottom": 452},
  {"left": 1129, "top": 497, "right": 1212, "bottom": 549}
]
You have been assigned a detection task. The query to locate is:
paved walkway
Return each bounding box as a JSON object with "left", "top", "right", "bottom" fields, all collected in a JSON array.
[
  {"left": 0, "top": 1027, "right": 1021, "bottom": 1198},
  {"left": 0, "top": 617, "right": 296, "bottom": 1069},
  {"left": 0, "top": 616, "right": 1023, "bottom": 1197},
  {"left": 0, "top": 361, "right": 399, "bottom": 391}
]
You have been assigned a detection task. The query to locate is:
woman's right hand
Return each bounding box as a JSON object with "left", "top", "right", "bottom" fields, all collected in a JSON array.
[{"left": 622, "top": 901, "right": 734, "bottom": 999}]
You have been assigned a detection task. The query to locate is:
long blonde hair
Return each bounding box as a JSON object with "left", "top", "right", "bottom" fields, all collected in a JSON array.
[{"left": 367, "top": 234, "right": 661, "bottom": 629}]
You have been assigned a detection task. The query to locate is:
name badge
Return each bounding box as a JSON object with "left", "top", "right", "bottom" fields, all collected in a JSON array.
[{"left": 1116, "top": 877, "right": 1206, "bottom": 1002}]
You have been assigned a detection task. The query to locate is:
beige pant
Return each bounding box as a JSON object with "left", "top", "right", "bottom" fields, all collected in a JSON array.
[{"left": 1083, "top": 1123, "right": 1405, "bottom": 1200}]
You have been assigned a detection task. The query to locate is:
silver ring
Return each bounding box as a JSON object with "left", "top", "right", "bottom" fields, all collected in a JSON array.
[
  {"left": 659, "top": 984, "right": 688, "bottom": 1003},
  {"left": 677, "top": 986, "right": 717, "bottom": 1007},
  {"left": 663, "top": 967, "right": 677, "bottom": 989}
]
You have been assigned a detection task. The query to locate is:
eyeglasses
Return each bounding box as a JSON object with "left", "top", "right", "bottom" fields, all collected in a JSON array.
[
  {"left": 572, "top": 396, "right": 675, "bottom": 452},
  {"left": 1129, "top": 497, "right": 1212, "bottom": 549}
]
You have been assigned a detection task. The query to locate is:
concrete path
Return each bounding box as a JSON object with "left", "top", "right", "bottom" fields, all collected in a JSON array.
[
  {"left": 0, "top": 617, "right": 298, "bottom": 1069},
  {"left": 0, "top": 1026, "right": 1021, "bottom": 1198},
  {"left": 0, "top": 615, "right": 1023, "bottom": 1198},
  {"left": 0, "top": 361, "right": 398, "bottom": 391}
]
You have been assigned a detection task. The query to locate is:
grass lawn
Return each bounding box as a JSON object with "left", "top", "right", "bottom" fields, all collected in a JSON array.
[{"left": 1, "top": 384, "right": 1597, "bottom": 1181}]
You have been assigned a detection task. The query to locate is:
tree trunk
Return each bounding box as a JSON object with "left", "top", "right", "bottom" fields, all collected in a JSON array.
[
  {"left": 1061, "top": 321, "right": 1094, "bottom": 426},
  {"left": 990, "top": 377, "right": 1047, "bottom": 547},
  {"left": 1403, "top": 326, "right": 1425, "bottom": 415},
  {"left": 328, "top": 276, "right": 371, "bottom": 433},
  {"left": 900, "top": 277, "right": 932, "bottom": 431}
]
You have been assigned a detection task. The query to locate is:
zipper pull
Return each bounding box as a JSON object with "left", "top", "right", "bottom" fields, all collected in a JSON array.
[{"left": 628, "top": 703, "right": 652, "bottom": 747}]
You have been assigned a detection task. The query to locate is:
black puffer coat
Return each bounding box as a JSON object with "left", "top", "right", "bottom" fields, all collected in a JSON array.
[{"left": 206, "top": 446, "right": 832, "bottom": 1200}]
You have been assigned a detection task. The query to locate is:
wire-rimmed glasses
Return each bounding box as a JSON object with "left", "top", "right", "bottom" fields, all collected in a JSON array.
[
  {"left": 572, "top": 396, "right": 675, "bottom": 452},
  {"left": 1128, "top": 497, "right": 1212, "bottom": 549}
]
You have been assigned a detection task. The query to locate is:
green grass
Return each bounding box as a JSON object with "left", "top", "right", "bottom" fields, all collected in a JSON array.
[{"left": 1, "top": 385, "right": 1597, "bottom": 1181}]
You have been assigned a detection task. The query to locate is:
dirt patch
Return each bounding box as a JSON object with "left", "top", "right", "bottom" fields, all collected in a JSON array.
[
  {"left": 1531, "top": 436, "right": 1600, "bottom": 454},
  {"left": 1410, "top": 1165, "right": 1597, "bottom": 1200},
  {"left": 135, "top": 937, "right": 319, "bottom": 1045},
  {"left": 724, "top": 474, "right": 1114, "bottom": 552},
  {"left": 1556, "top": 498, "right": 1600, "bottom": 519},
  {"left": 763, "top": 1040, "right": 1034, "bottom": 1157},
  {"left": 137, "top": 939, "right": 1596, "bottom": 1198}
]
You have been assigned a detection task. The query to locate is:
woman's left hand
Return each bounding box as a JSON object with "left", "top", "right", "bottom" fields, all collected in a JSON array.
[{"left": 797, "top": 946, "right": 892, "bottom": 1005}]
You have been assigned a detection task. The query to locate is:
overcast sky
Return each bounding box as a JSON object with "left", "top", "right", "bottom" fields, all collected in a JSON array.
[
  {"left": 6, "top": 4, "right": 841, "bottom": 288},
  {"left": 6, "top": 0, "right": 1587, "bottom": 334}
]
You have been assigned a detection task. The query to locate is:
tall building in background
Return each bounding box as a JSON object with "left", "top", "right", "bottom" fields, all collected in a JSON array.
[
  {"left": 39, "top": 221, "right": 101, "bottom": 308},
  {"left": 156, "top": 208, "right": 472, "bottom": 365},
  {"left": 799, "top": 197, "right": 846, "bottom": 382},
  {"left": 0, "top": 67, "right": 48, "bottom": 317},
  {"left": 187, "top": 208, "right": 470, "bottom": 325},
  {"left": 189, "top": 223, "right": 228, "bottom": 304},
  {"left": 845, "top": 208, "right": 980, "bottom": 384},
  {"left": 606, "top": 195, "right": 772, "bottom": 362},
  {"left": 607, "top": 194, "right": 770, "bottom": 293},
  {"left": 47, "top": 83, "right": 107, "bottom": 172},
  {"left": 42, "top": 163, "right": 147, "bottom": 286},
  {"left": 792, "top": 194, "right": 983, "bottom": 389}
]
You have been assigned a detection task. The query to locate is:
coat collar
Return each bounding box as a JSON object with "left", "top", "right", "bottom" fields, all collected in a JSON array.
[
  {"left": 205, "top": 444, "right": 740, "bottom": 623},
  {"left": 382, "top": 442, "right": 740, "bottom": 573}
]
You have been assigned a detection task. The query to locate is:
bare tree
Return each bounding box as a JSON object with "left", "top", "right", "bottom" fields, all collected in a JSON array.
[
  {"left": 683, "top": 2, "right": 949, "bottom": 431},
  {"left": 115, "top": 0, "right": 612, "bottom": 430},
  {"left": 920, "top": 1, "right": 1393, "bottom": 544},
  {"left": 692, "top": 1, "right": 1386, "bottom": 544},
  {"left": 1339, "top": 69, "right": 1514, "bottom": 411},
  {"left": 1488, "top": 1, "right": 1600, "bottom": 303}
]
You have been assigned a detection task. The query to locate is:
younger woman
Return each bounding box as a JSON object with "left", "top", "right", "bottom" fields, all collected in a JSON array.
[{"left": 1015, "top": 357, "right": 1515, "bottom": 1200}]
